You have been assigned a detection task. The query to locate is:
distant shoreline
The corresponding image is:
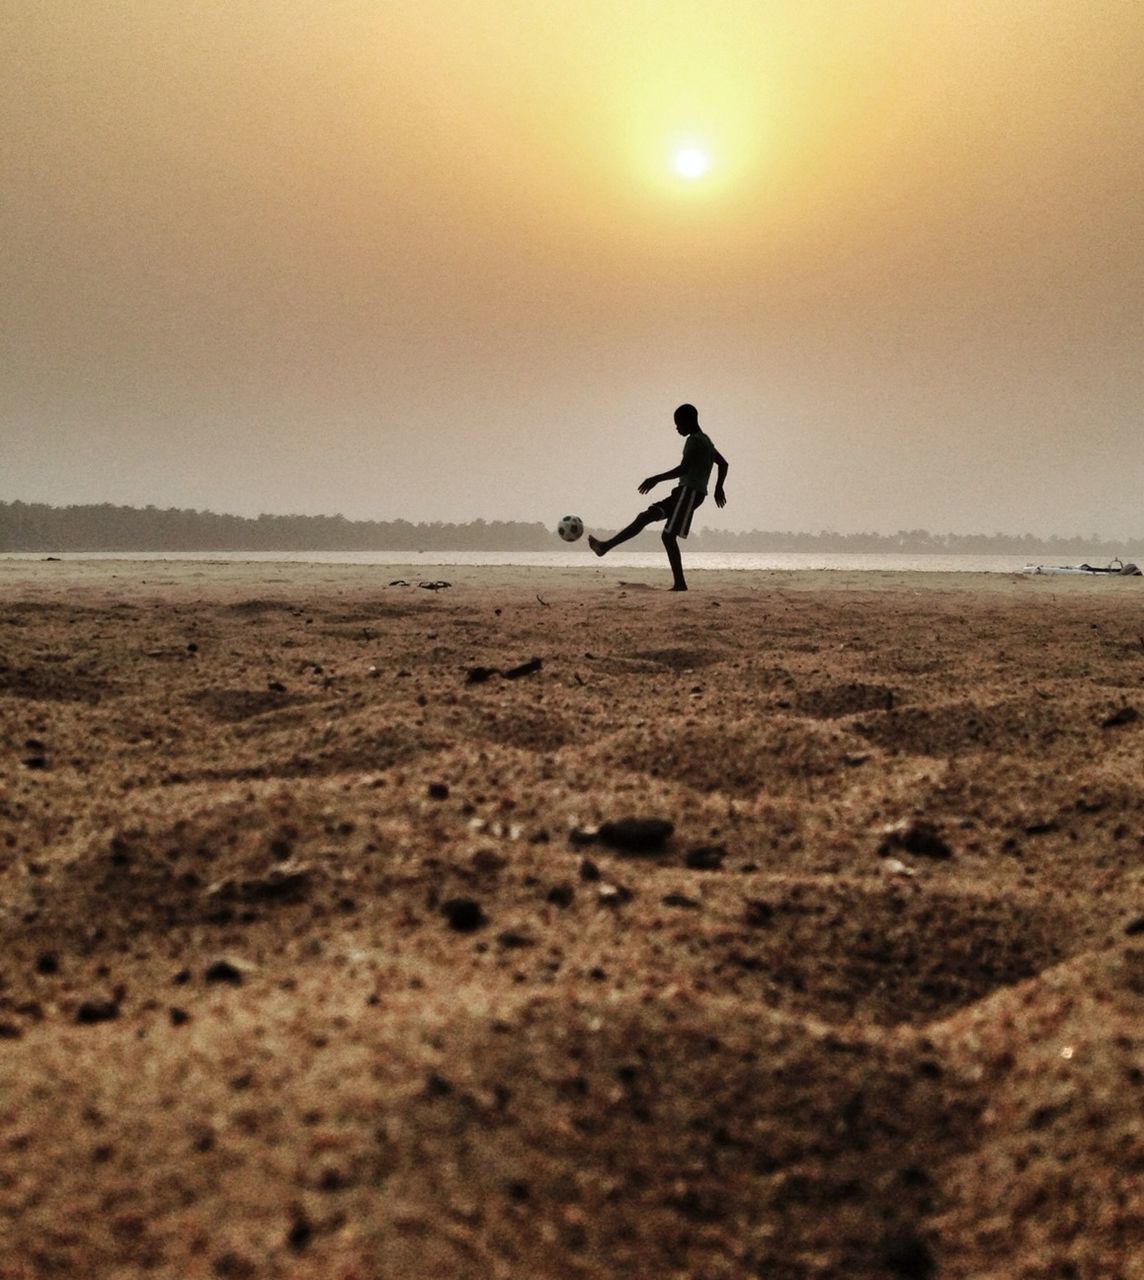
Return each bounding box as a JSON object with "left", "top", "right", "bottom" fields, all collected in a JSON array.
[
  {"left": 2, "top": 499, "right": 1140, "bottom": 560},
  {"left": 4, "top": 548, "right": 1139, "bottom": 577}
]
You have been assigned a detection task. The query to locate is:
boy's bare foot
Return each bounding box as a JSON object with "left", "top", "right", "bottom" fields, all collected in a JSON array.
[{"left": 588, "top": 535, "right": 605, "bottom": 557}]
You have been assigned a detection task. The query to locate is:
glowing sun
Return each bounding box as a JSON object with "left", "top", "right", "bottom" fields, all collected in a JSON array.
[{"left": 673, "top": 146, "right": 710, "bottom": 180}]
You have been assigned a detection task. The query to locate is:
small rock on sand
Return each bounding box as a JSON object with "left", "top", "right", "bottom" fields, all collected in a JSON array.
[
  {"left": 204, "top": 959, "right": 245, "bottom": 985},
  {"left": 878, "top": 819, "right": 952, "bottom": 860},
  {"left": 685, "top": 845, "right": 726, "bottom": 871},
  {"left": 74, "top": 999, "right": 119, "bottom": 1024},
  {"left": 441, "top": 897, "right": 486, "bottom": 932},
  {"left": 597, "top": 817, "right": 674, "bottom": 854}
]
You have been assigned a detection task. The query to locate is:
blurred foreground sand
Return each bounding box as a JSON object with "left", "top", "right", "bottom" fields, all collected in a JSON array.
[{"left": 0, "top": 559, "right": 1141, "bottom": 1278}]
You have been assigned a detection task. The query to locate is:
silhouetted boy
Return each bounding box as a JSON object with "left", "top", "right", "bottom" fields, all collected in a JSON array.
[{"left": 589, "top": 403, "right": 728, "bottom": 591}]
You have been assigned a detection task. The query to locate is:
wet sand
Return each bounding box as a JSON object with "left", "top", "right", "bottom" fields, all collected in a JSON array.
[{"left": 0, "top": 559, "right": 1141, "bottom": 1279}]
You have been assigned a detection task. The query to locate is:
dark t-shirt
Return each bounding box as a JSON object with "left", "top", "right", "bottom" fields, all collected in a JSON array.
[{"left": 679, "top": 431, "right": 716, "bottom": 494}]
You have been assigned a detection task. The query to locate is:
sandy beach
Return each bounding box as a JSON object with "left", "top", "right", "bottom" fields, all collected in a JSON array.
[{"left": 0, "top": 558, "right": 1140, "bottom": 1279}]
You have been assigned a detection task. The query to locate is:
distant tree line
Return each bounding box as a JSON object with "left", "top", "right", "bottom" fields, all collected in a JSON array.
[
  {"left": 1, "top": 500, "right": 1139, "bottom": 559},
  {"left": 0, "top": 501, "right": 550, "bottom": 552}
]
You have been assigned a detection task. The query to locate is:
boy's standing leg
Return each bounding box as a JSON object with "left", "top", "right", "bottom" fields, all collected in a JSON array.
[
  {"left": 662, "top": 528, "right": 687, "bottom": 591},
  {"left": 588, "top": 495, "right": 689, "bottom": 590}
]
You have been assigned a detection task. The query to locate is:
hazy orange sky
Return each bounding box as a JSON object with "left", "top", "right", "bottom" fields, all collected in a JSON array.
[{"left": 4, "top": 1, "right": 1142, "bottom": 536}]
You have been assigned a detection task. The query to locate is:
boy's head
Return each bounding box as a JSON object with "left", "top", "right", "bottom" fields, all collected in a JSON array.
[{"left": 673, "top": 403, "right": 699, "bottom": 435}]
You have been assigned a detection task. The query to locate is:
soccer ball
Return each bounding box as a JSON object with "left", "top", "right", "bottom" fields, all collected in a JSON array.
[{"left": 557, "top": 514, "right": 584, "bottom": 543}]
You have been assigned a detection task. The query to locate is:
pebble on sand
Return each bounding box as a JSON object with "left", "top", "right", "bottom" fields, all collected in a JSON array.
[
  {"left": 204, "top": 959, "right": 245, "bottom": 985},
  {"left": 685, "top": 845, "right": 727, "bottom": 871},
  {"left": 441, "top": 897, "right": 487, "bottom": 932},
  {"left": 74, "top": 999, "right": 119, "bottom": 1024},
  {"left": 597, "top": 817, "right": 675, "bottom": 855},
  {"left": 878, "top": 819, "right": 953, "bottom": 861}
]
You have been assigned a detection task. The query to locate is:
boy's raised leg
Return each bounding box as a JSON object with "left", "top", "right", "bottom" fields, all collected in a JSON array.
[{"left": 589, "top": 510, "right": 656, "bottom": 557}]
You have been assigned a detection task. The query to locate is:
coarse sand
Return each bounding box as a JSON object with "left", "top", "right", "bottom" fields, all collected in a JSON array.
[{"left": 0, "top": 558, "right": 1141, "bottom": 1279}]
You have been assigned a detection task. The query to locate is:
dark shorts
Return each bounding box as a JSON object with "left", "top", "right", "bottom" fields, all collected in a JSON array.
[{"left": 646, "top": 486, "right": 704, "bottom": 538}]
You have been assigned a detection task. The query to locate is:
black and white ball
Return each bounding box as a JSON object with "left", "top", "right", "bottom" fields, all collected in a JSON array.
[{"left": 557, "top": 514, "right": 584, "bottom": 543}]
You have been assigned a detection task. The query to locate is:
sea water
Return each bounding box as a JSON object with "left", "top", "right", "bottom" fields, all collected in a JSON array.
[{"left": 1, "top": 550, "right": 1043, "bottom": 573}]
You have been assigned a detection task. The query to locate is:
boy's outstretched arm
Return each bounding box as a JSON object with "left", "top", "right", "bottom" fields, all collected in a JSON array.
[
  {"left": 638, "top": 464, "right": 682, "bottom": 495},
  {"left": 713, "top": 449, "right": 729, "bottom": 508}
]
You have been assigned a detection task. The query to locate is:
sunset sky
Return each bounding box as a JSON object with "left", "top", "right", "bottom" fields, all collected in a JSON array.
[{"left": 4, "top": 1, "right": 1142, "bottom": 537}]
